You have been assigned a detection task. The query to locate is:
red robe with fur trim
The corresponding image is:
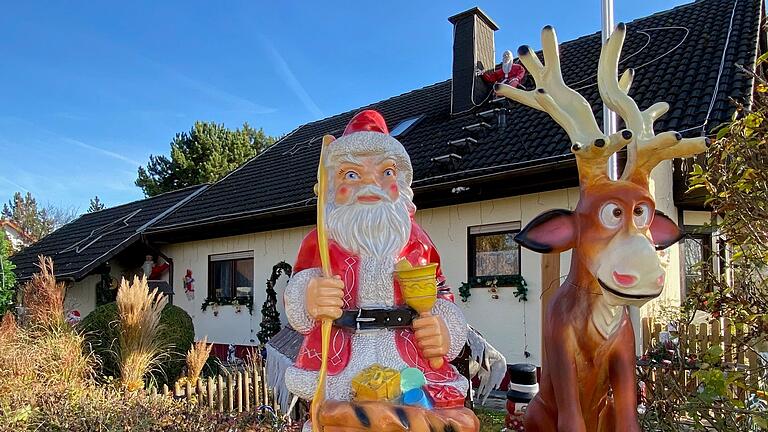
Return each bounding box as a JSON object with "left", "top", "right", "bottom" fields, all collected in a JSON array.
[{"left": 290, "top": 221, "right": 458, "bottom": 383}]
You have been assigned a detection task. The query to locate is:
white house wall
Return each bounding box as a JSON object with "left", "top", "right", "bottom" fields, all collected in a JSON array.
[
  {"left": 414, "top": 188, "right": 580, "bottom": 366},
  {"left": 162, "top": 228, "right": 310, "bottom": 347},
  {"left": 64, "top": 274, "right": 97, "bottom": 317}
]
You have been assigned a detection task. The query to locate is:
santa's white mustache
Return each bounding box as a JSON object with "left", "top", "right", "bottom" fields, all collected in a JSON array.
[{"left": 350, "top": 185, "right": 391, "bottom": 202}]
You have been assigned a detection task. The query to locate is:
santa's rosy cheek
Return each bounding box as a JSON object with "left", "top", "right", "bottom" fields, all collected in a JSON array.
[
  {"left": 388, "top": 183, "right": 399, "bottom": 199},
  {"left": 336, "top": 186, "right": 352, "bottom": 204}
]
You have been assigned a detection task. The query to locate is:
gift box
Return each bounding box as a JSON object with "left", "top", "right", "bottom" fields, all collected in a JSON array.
[
  {"left": 424, "top": 384, "right": 465, "bottom": 409},
  {"left": 351, "top": 364, "right": 401, "bottom": 401}
]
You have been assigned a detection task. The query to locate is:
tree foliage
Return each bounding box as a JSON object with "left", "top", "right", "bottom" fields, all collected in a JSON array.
[
  {"left": 135, "top": 121, "right": 275, "bottom": 197},
  {"left": 0, "top": 231, "right": 15, "bottom": 316},
  {"left": 639, "top": 63, "right": 768, "bottom": 430},
  {"left": 1, "top": 192, "right": 76, "bottom": 241},
  {"left": 88, "top": 196, "right": 106, "bottom": 213}
]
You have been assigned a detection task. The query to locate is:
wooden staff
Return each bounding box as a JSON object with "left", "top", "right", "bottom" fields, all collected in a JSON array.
[{"left": 310, "top": 134, "right": 335, "bottom": 432}]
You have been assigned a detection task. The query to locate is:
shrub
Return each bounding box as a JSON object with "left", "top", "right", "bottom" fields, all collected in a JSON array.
[{"left": 80, "top": 298, "right": 194, "bottom": 386}]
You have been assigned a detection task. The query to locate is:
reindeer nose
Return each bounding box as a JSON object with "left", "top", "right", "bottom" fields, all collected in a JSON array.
[{"left": 612, "top": 271, "right": 639, "bottom": 287}]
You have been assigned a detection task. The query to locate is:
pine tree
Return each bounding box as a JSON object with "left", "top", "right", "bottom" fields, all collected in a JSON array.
[
  {"left": 88, "top": 196, "right": 106, "bottom": 213},
  {"left": 136, "top": 121, "right": 276, "bottom": 197},
  {"left": 0, "top": 231, "right": 16, "bottom": 315},
  {"left": 257, "top": 262, "right": 292, "bottom": 344},
  {"left": 2, "top": 192, "right": 53, "bottom": 241}
]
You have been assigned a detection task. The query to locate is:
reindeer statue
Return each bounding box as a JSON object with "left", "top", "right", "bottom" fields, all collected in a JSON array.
[{"left": 494, "top": 24, "right": 709, "bottom": 432}]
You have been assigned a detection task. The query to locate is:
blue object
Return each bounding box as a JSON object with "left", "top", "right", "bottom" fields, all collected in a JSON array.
[
  {"left": 399, "top": 367, "right": 427, "bottom": 392},
  {"left": 402, "top": 388, "right": 432, "bottom": 409}
]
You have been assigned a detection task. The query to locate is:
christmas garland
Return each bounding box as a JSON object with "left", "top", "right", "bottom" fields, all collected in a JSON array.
[
  {"left": 257, "top": 261, "right": 292, "bottom": 343},
  {"left": 201, "top": 296, "right": 254, "bottom": 315},
  {"left": 459, "top": 275, "right": 528, "bottom": 302}
]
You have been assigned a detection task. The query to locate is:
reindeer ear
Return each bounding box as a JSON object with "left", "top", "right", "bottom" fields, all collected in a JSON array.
[
  {"left": 650, "top": 210, "right": 684, "bottom": 250},
  {"left": 515, "top": 209, "right": 577, "bottom": 253}
]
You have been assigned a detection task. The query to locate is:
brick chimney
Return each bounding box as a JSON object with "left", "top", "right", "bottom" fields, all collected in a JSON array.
[{"left": 448, "top": 7, "right": 499, "bottom": 115}]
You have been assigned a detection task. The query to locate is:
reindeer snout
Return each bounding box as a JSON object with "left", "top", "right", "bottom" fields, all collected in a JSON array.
[{"left": 612, "top": 271, "right": 639, "bottom": 287}]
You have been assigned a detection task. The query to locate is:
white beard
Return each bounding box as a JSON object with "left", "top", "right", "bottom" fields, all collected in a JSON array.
[
  {"left": 326, "top": 184, "right": 414, "bottom": 258},
  {"left": 502, "top": 59, "right": 513, "bottom": 75}
]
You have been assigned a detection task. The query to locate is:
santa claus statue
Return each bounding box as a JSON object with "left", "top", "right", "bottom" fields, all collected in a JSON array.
[
  {"left": 482, "top": 50, "right": 526, "bottom": 89},
  {"left": 284, "top": 110, "right": 469, "bottom": 417}
]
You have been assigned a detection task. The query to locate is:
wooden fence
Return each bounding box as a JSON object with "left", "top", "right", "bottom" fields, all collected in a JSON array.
[
  {"left": 640, "top": 317, "right": 764, "bottom": 396},
  {"left": 152, "top": 362, "right": 281, "bottom": 414}
]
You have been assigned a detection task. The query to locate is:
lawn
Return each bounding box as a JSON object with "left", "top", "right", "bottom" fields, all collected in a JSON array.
[{"left": 475, "top": 407, "right": 506, "bottom": 432}]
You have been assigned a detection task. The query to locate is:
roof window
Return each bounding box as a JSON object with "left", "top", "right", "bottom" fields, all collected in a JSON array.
[{"left": 390, "top": 115, "right": 424, "bottom": 137}]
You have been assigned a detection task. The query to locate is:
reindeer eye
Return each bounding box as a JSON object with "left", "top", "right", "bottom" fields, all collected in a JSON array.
[
  {"left": 600, "top": 203, "right": 623, "bottom": 228},
  {"left": 633, "top": 203, "right": 652, "bottom": 228}
]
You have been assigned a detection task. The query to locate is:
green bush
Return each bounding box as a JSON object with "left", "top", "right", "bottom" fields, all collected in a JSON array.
[{"left": 80, "top": 302, "right": 194, "bottom": 386}]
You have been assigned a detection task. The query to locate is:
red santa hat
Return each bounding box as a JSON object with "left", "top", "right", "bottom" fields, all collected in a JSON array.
[{"left": 324, "top": 110, "right": 413, "bottom": 186}]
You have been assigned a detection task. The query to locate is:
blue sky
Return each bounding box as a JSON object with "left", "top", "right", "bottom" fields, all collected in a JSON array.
[{"left": 0, "top": 0, "right": 689, "bottom": 212}]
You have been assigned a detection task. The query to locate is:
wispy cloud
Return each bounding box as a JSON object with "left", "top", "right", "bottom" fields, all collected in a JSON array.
[
  {"left": 138, "top": 56, "right": 276, "bottom": 115},
  {"left": 262, "top": 40, "right": 324, "bottom": 119},
  {"left": 0, "top": 175, "right": 29, "bottom": 193},
  {"left": 63, "top": 138, "right": 143, "bottom": 167}
]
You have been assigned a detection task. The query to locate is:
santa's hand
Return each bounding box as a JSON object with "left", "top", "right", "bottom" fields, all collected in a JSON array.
[
  {"left": 412, "top": 315, "right": 450, "bottom": 360},
  {"left": 306, "top": 275, "right": 345, "bottom": 321}
]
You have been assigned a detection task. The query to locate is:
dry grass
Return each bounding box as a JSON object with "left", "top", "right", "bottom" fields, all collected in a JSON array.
[
  {"left": 20, "top": 256, "right": 66, "bottom": 331},
  {"left": 116, "top": 275, "right": 168, "bottom": 391},
  {"left": 186, "top": 336, "right": 212, "bottom": 385},
  {"left": 0, "top": 312, "right": 16, "bottom": 342},
  {"left": 0, "top": 257, "right": 291, "bottom": 431}
]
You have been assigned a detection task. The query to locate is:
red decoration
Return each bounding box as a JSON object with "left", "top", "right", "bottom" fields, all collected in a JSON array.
[
  {"left": 149, "top": 262, "right": 169, "bottom": 280},
  {"left": 423, "top": 384, "right": 465, "bottom": 409},
  {"left": 482, "top": 65, "right": 526, "bottom": 88}
]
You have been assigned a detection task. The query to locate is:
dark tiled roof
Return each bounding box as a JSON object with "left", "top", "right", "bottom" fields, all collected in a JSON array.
[
  {"left": 11, "top": 185, "right": 207, "bottom": 280},
  {"left": 154, "top": 0, "right": 763, "bottom": 232}
]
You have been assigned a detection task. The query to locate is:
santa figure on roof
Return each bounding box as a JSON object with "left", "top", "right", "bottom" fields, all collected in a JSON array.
[
  {"left": 283, "top": 110, "right": 469, "bottom": 419},
  {"left": 482, "top": 49, "right": 526, "bottom": 88}
]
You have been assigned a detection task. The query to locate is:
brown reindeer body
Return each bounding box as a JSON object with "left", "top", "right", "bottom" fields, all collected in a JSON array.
[
  {"left": 495, "top": 24, "right": 708, "bottom": 432},
  {"left": 529, "top": 263, "right": 636, "bottom": 432}
]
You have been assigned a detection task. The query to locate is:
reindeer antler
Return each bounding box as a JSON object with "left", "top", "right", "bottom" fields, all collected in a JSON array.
[
  {"left": 597, "top": 23, "right": 709, "bottom": 185},
  {"left": 495, "top": 26, "right": 633, "bottom": 186}
]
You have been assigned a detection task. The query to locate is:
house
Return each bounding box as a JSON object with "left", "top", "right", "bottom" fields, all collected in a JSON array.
[
  {"left": 1, "top": 220, "right": 33, "bottom": 252},
  {"left": 11, "top": 186, "right": 206, "bottom": 316},
  {"left": 11, "top": 0, "right": 763, "bottom": 370}
]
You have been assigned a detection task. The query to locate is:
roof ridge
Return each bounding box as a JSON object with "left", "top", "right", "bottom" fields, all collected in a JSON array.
[{"left": 79, "top": 183, "right": 209, "bottom": 217}]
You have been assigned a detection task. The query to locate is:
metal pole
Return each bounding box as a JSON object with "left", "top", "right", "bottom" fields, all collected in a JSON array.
[{"left": 602, "top": 0, "right": 619, "bottom": 180}]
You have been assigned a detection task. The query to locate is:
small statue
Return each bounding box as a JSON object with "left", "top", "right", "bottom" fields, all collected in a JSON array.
[
  {"left": 482, "top": 50, "right": 526, "bottom": 88},
  {"left": 183, "top": 269, "right": 195, "bottom": 301},
  {"left": 141, "top": 255, "right": 154, "bottom": 278},
  {"left": 284, "top": 110, "right": 476, "bottom": 431}
]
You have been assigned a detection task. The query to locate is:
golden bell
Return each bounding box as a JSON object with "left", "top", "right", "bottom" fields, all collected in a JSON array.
[{"left": 395, "top": 260, "right": 438, "bottom": 313}]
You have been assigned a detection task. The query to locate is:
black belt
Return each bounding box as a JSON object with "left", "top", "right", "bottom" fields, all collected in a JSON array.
[{"left": 334, "top": 307, "right": 417, "bottom": 331}]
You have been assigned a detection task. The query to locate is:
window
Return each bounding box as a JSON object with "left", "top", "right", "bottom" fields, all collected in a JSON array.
[
  {"left": 389, "top": 115, "right": 424, "bottom": 137},
  {"left": 208, "top": 251, "right": 254, "bottom": 301},
  {"left": 468, "top": 222, "right": 522, "bottom": 286},
  {"left": 683, "top": 228, "right": 714, "bottom": 293}
]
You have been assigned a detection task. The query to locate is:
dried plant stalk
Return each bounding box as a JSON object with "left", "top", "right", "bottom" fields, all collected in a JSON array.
[
  {"left": 21, "top": 256, "right": 66, "bottom": 331},
  {"left": 186, "top": 336, "right": 212, "bottom": 385},
  {"left": 116, "top": 276, "right": 167, "bottom": 392}
]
